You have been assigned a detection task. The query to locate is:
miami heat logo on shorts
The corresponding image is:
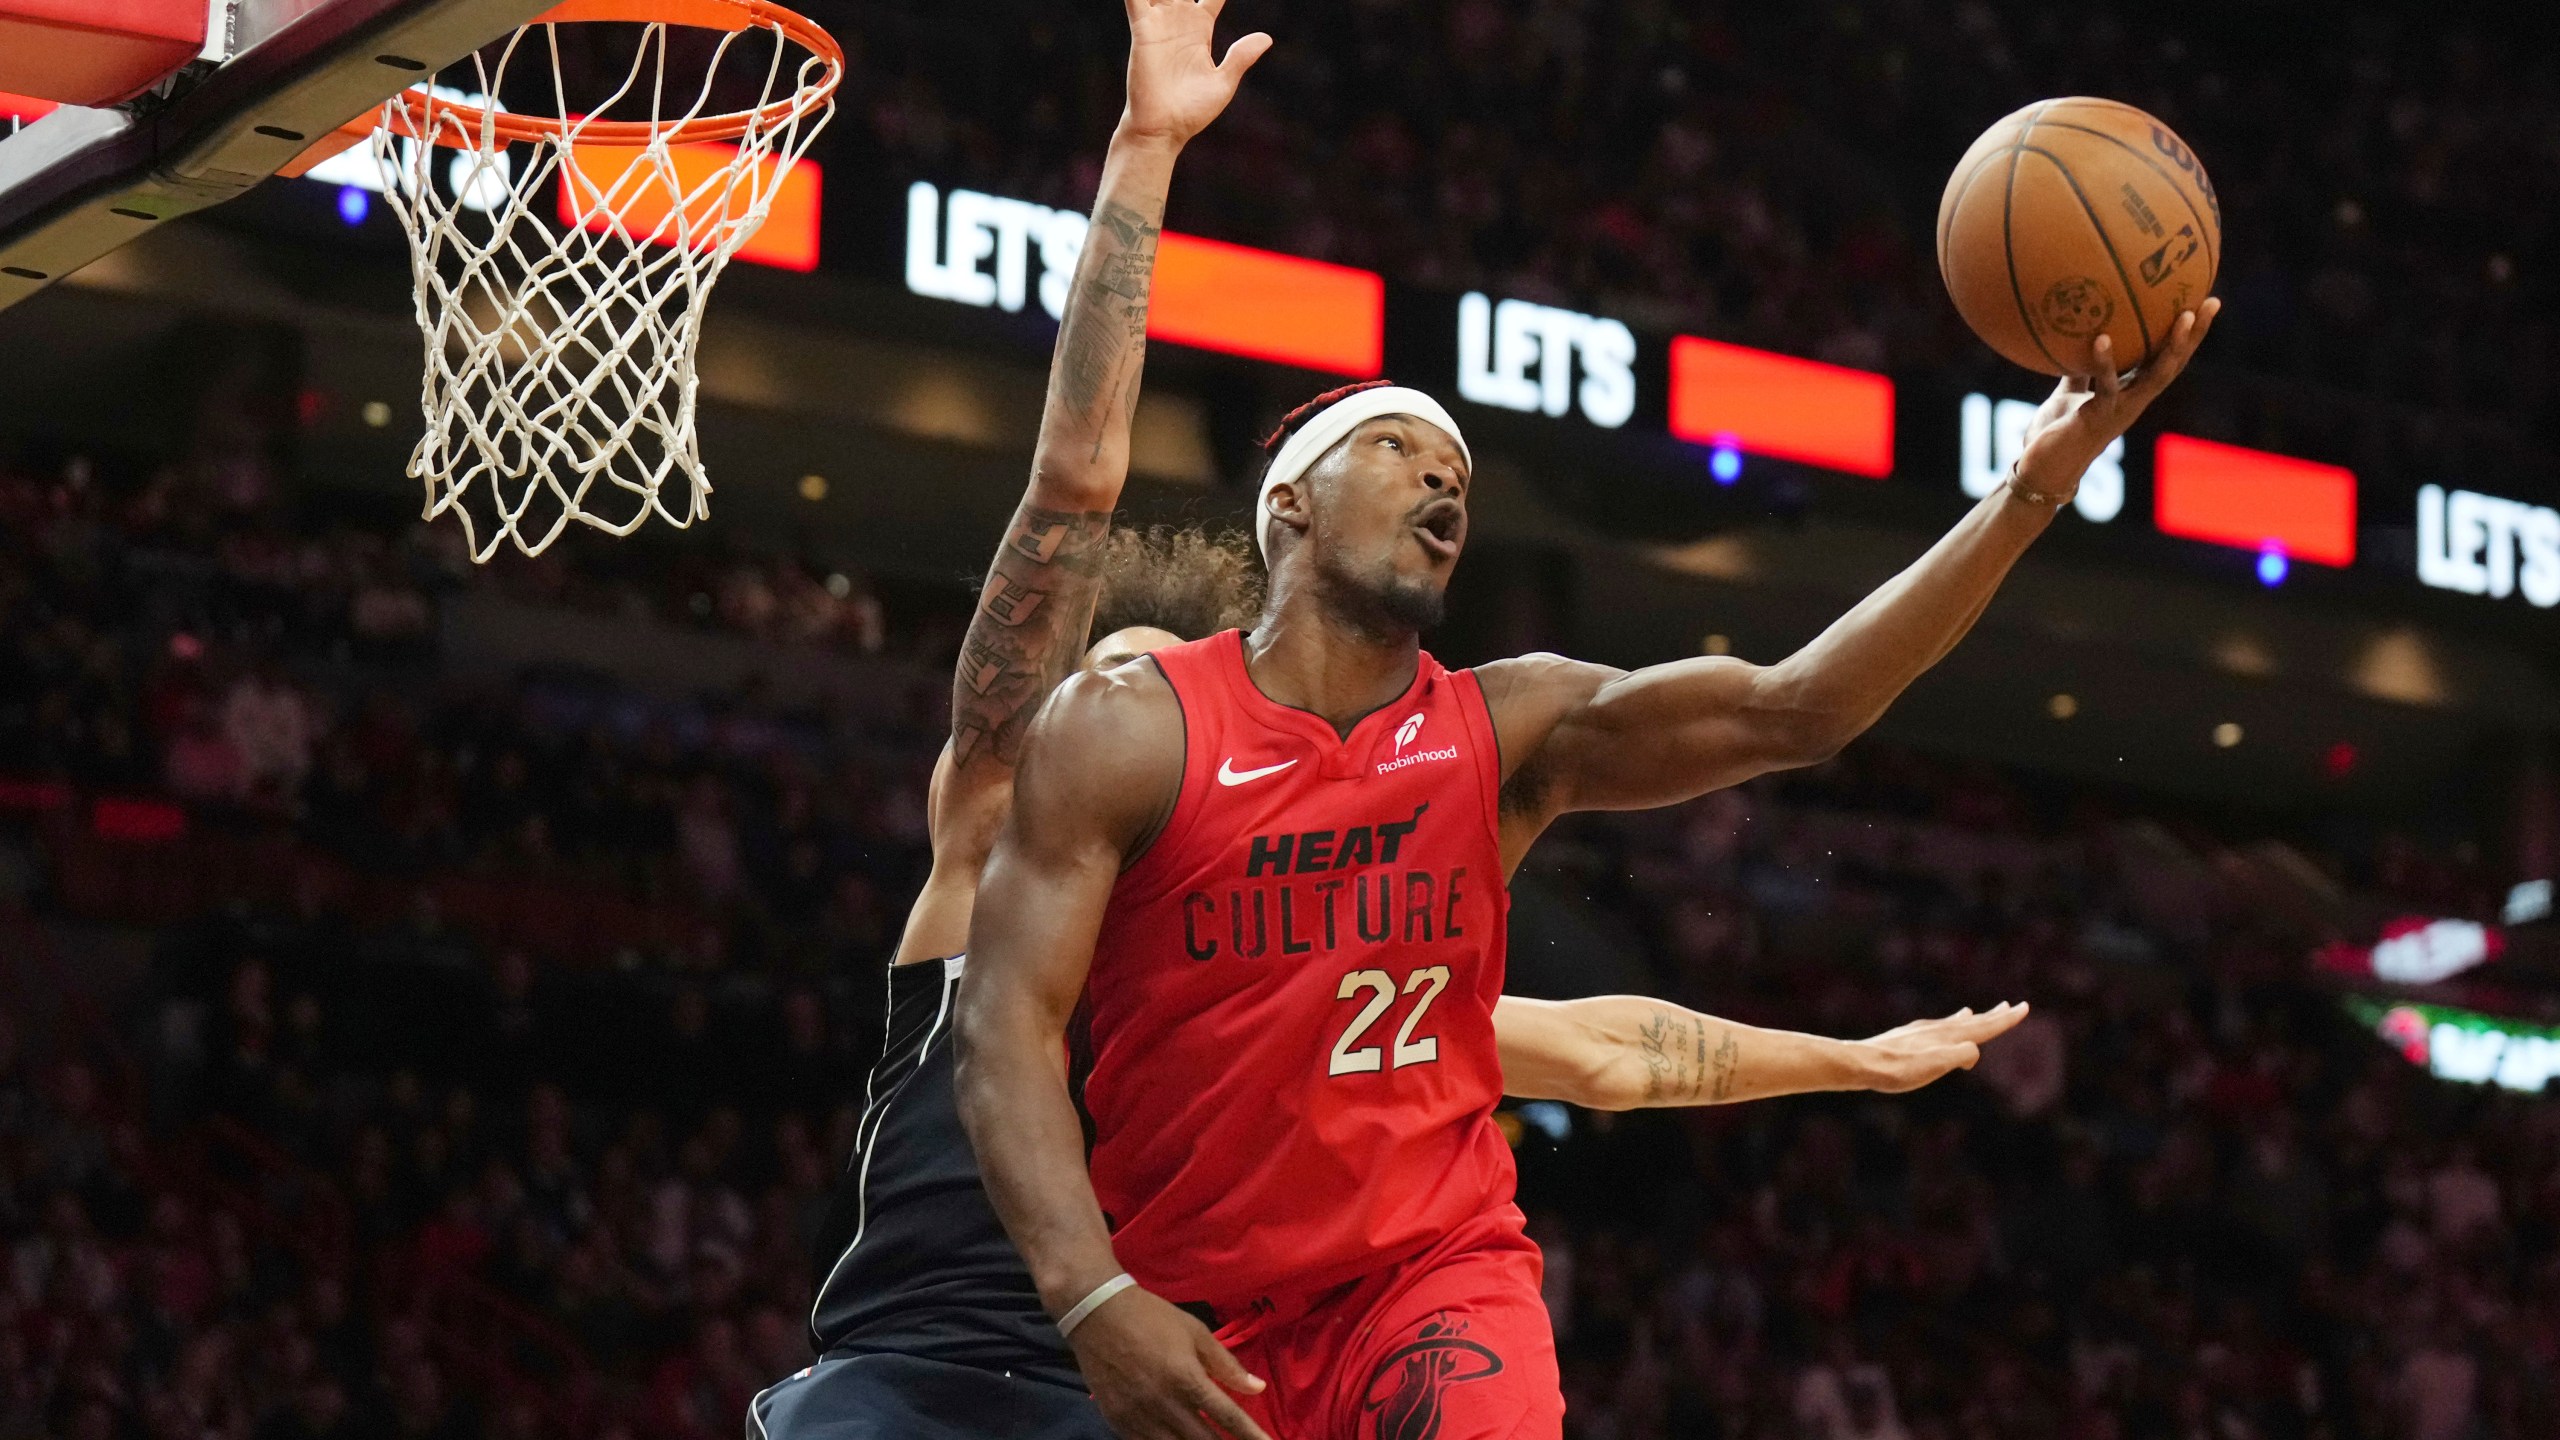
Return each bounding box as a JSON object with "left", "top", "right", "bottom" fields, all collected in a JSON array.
[{"left": 1360, "top": 1312, "right": 1504, "bottom": 1440}]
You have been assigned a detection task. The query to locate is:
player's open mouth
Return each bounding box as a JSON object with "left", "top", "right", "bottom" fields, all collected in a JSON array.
[{"left": 1412, "top": 502, "right": 1463, "bottom": 560}]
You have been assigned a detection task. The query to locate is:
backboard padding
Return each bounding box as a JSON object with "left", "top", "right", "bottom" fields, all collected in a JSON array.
[{"left": 0, "top": 0, "right": 556, "bottom": 312}]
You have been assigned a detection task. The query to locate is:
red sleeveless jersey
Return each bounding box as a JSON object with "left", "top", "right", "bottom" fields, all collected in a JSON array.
[{"left": 1083, "top": 630, "right": 1516, "bottom": 1311}]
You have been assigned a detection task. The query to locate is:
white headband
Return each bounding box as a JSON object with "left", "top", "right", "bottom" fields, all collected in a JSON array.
[{"left": 1255, "top": 386, "right": 1471, "bottom": 560}]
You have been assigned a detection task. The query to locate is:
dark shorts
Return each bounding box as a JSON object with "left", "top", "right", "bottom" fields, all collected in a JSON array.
[{"left": 750, "top": 1352, "right": 1112, "bottom": 1440}]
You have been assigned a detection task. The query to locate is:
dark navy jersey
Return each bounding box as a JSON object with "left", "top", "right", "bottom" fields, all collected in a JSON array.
[{"left": 806, "top": 955, "right": 1082, "bottom": 1391}]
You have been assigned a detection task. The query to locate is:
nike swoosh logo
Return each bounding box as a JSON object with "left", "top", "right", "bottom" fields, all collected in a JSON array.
[{"left": 1217, "top": 757, "right": 1299, "bottom": 787}]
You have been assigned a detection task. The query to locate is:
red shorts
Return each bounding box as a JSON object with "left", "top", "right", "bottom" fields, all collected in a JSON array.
[{"left": 1208, "top": 1206, "right": 1562, "bottom": 1440}]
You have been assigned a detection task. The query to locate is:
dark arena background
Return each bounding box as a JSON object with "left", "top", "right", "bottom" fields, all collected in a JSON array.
[{"left": 2, "top": 3, "right": 2559, "bottom": 1439}]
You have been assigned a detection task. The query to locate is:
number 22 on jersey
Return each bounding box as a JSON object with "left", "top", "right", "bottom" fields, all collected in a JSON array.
[{"left": 1328, "top": 965, "right": 1450, "bottom": 1075}]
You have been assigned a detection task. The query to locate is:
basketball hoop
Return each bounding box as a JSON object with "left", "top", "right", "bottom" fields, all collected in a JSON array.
[{"left": 364, "top": 0, "right": 841, "bottom": 561}]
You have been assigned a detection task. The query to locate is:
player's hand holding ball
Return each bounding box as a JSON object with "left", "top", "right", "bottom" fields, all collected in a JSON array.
[
  {"left": 1065, "top": 1283, "right": 1271, "bottom": 1440},
  {"left": 1938, "top": 98, "right": 2223, "bottom": 504},
  {"left": 1120, "top": 0, "right": 1271, "bottom": 150},
  {"left": 2007, "top": 307, "right": 2218, "bottom": 506}
]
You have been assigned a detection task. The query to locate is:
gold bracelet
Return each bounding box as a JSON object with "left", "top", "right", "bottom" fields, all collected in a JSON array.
[{"left": 2003, "top": 465, "right": 2070, "bottom": 508}]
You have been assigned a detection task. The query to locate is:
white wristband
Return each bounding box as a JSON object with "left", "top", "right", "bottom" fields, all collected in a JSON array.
[{"left": 1056, "top": 1272, "right": 1139, "bottom": 1339}]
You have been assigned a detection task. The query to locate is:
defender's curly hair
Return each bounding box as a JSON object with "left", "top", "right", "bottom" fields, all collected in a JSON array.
[{"left": 1088, "top": 524, "right": 1266, "bottom": 647}]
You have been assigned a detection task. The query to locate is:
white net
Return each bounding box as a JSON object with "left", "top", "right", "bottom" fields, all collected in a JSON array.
[{"left": 375, "top": 7, "right": 837, "bottom": 561}]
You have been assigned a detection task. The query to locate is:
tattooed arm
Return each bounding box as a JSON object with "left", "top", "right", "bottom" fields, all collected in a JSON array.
[
  {"left": 893, "top": 0, "right": 1271, "bottom": 967},
  {"left": 1491, "top": 997, "right": 2028, "bottom": 1112}
]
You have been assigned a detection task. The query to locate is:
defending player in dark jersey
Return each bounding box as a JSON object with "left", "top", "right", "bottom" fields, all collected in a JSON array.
[
  {"left": 763, "top": 529, "right": 1264, "bottom": 1440},
  {"left": 750, "top": 0, "right": 1272, "bottom": 1432},
  {"left": 958, "top": 190, "right": 2219, "bottom": 1440}
]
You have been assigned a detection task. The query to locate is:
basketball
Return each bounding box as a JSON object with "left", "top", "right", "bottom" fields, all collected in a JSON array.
[{"left": 1937, "top": 98, "right": 2221, "bottom": 375}]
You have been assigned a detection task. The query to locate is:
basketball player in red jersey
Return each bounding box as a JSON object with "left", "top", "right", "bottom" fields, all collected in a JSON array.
[
  {"left": 961, "top": 310, "right": 2219, "bottom": 1439},
  {"left": 787, "top": 5, "right": 2022, "bottom": 1433},
  {"left": 957, "top": 64, "right": 2222, "bottom": 1440}
]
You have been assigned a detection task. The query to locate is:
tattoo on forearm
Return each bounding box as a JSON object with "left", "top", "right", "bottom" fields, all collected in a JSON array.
[
  {"left": 951, "top": 505, "right": 1112, "bottom": 768},
  {"left": 1637, "top": 1010, "right": 1720, "bottom": 1104},
  {"left": 951, "top": 186, "right": 1161, "bottom": 767},
  {"left": 1637, "top": 1014, "right": 1673, "bottom": 1102},
  {"left": 1709, "top": 1028, "right": 1738, "bottom": 1101},
  {"left": 1055, "top": 200, "right": 1162, "bottom": 457}
]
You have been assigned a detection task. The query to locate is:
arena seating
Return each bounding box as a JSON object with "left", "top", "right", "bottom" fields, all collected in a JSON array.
[{"left": 0, "top": 449, "right": 2541, "bottom": 1440}]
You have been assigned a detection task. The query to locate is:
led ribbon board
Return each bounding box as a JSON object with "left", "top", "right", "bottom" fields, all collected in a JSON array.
[
  {"left": 560, "top": 139, "right": 823, "bottom": 273},
  {"left": 903, "top": 181, "right": 1384, "bottom": 374},
  {"left": 2153, "top": 433, "right": 2357, "bottom": 565},
  {"left": 2317, "top": 916, "right": 2506, "bottom": 986},
  {"left": 1667, "top": 336, "right": 1896, "bottom": 478},
  {"left": 1148, "top": 232, "right": 1384, "bottom": 376},
  {"left": 886, "top": 174, "right": 2552, "bottom": 602},
  {"left": 2349, "top": 997, "right": 2560, "bottom": 1095},
  {"left": 2416, "top": 485, "right": 2560, "bottom": 608}
]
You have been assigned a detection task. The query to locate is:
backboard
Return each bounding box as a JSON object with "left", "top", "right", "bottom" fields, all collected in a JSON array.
[{"left": 0, "top": 0, "right": 557, "bottom": 312}]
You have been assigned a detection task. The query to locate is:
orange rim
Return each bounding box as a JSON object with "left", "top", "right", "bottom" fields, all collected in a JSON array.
[{"left": 378, "top": 0, "right": 842, "bottom": 150}]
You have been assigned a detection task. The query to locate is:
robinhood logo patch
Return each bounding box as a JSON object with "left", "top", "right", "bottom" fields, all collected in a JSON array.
[{"left": 1377, "top": 745, "right": 1457, "bottom": 776}]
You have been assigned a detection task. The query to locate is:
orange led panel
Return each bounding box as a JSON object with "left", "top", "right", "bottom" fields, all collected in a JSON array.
[
  {"left": 558, "top": 140, "right": 822, "bottom": 272},
  {"left": 1667, "top": 336, "right": 1895, "bottom": 477},
  {"left": 1149, "top": 233, "right": 1384, "bottom": 376},
  {"left": 2153, "top": 434, "right": 2356, "bottom": 566},
  {"left": 0, "top": 90, "right": 58, "bottom": 123}
]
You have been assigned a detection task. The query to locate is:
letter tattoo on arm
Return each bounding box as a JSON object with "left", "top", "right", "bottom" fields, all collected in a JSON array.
[
  {"left": 951, "top": 505, "right": 1111, "bottom": 770},
  {"left": 1632, "top": 1008, "right": 1737, "bottom": 1104},
  {"left": 1636, "top": 1012, "right": 1674, "bottom": 1102},
  {"left": 1057, "top": 201, "right": 1161, "bottom": 459},
  {"left": 1637, "top": 1009, "right": 1710, "bottom": 1103},
  {"left": 950, "top": 131, "right": 1189, "bottom": 778},
  {"left": 958, "top": 167, "right": 1177, "bottom": 771}
]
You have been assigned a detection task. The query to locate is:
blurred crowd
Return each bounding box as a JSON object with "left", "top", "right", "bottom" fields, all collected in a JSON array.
[
  {"left": 0, "top": 406, "right": 2547, "bottom": 1440},
  {"left": 1512, "top": 792, "right": 2554, "bottom": 1440},
  {"left": 0, "top": 444, "right": 960, "bottom": 971},
  {"left": 821, "top": 0, "right": 2560, "bottom": 491}
]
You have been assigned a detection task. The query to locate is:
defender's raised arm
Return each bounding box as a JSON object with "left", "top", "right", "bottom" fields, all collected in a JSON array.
[
  {"left": 944, "top": 0, "right": 1267, "bottom": 774},
  {"left": 895, "top": 0, "right": 1268, "bottom": 964}
]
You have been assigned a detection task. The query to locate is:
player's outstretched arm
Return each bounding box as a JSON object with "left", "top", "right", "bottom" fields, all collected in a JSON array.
[
  {"left": 897, "top": 0, "right": 1270, "bottom": 963},
  {"left": 1492, "top": 996, "right": 2027, "bottom": 1111},
  {"left": 956, "top": 666, "right": 1271, "bottom": 1440},
  {"left": 1485, "top": 302, "right": 2219, "bottom": 846}
]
